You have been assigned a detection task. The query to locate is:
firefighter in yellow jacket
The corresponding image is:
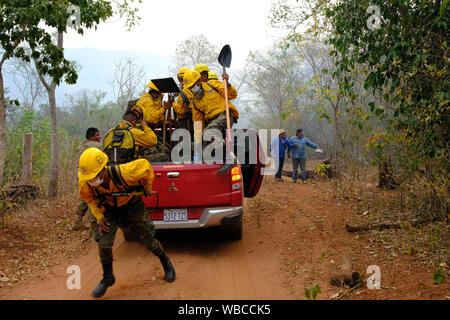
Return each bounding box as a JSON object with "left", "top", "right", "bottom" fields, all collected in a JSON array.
[
  {"left": 172, "top": 67, "right": 195, "bottom": 134},
  {"left": 183, "top": 69, "right": 239, "bottom": 142},
  {"left": 118, "top": 111, "right": 158, "bottom": 148},
  {"left": 195, "top": 63, "right": 210, "bottom": 83},
  {"left": 78, "top": 148, "right": 176, "bottom": 298},
  {"left": 136, "top": 81, "right": 170, "bottom": 127}
]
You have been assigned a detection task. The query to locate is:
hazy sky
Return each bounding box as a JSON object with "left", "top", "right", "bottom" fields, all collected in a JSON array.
[{"left": 64, "top": 0, "right": 280, "bottom": 70}]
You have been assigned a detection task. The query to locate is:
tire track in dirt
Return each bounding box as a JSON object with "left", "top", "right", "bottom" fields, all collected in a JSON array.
[{"left": 4, "top": 193, "right": 287, "bottom": 300}]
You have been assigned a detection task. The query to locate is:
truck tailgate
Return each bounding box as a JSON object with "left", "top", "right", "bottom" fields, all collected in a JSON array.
[{"left": 143, "top": 163, "right": 231, "bottom": 209}]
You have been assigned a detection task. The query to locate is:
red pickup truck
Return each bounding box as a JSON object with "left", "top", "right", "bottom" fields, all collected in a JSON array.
[{"left": 142, "top": 129, "right": 265, "bottom": 240}]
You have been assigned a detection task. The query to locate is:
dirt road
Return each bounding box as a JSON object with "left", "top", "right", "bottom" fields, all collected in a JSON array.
[{"left": 0, "top": 178, "right": 447, "bottom": 300}]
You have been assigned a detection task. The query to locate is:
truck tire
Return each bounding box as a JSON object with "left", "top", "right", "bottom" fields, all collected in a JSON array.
[{"left": 222, "top": 219, "right": 243, "bottom": 241}]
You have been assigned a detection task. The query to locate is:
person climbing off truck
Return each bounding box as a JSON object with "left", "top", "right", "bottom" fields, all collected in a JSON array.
[{"left": 78, "top": 148, "right": 176, "bottom": 298}]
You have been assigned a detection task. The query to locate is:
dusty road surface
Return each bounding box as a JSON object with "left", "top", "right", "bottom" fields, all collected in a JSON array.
[{"left": 0, "top": 178, "right": 447, "bottom": 300}]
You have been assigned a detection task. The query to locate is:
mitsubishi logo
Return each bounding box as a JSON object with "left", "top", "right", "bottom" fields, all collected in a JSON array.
[{"left": 168, "top": 182, "right": 178, "bottom": 192}]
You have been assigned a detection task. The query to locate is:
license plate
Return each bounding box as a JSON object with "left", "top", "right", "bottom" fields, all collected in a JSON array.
[{"left": 163, "top": 209, "right": 188, "bottom": 222}]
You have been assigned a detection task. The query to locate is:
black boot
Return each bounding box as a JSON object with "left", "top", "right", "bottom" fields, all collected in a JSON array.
[
  {"left": 158, "top": 252, "right": 176, "bottom": 283},
  {"left": 92, "top": 262, "right": 115, "bottom": 298}
]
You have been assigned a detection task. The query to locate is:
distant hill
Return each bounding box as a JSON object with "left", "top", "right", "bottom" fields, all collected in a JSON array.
[
  {"left": 3, "top": 47, "right": 171, "bottom": 105},
  {"left": 59, "top": 47, "right": 171, "bottom": 102}
]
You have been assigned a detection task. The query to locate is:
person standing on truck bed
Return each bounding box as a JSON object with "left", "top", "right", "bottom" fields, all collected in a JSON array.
[
  {"left": 72, "top": 127, "right": 103, "bottom": 232},
  {"left": 78, "top": 148, "right": 176, "bottom": 298},
  {"left": 208, "top": 71, "right": 219, "bottom": 81},
  {"left": 172, "top": 67, "right": 195, "bottom": 136},
  {"left": 137, "top": 81, "right": 170, "bottom": 129},
  {"left": 195, "top": 63, "right": 210, "bottom": 83},
  {"left": 135, "top": 83, "right": 172, "bottom": 161},
  {"left": 183, "top": 68, "right": 240, "bottom": 147}
]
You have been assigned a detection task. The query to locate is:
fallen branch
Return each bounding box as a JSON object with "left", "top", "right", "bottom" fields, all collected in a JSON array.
[
  {"left": 345, "top": 223, "right": 402, "bottom": 233},
  {"left": 345, "top": 217, "right": 443, "bottom": 233}
]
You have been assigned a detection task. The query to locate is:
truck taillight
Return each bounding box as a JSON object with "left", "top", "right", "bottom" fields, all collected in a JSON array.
[
  {"left": 231, "top": 166, "right": 242, "bottom": 190},
  {"left": 231, "top": 166, "right": 241, "bottom": 182}
]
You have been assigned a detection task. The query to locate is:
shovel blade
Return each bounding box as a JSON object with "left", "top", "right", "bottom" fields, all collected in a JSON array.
[
  {"left": 218, "top": 44, "right": 232, "bottom": 68},
  {"left": 151, "top": 77, "right": 180, "bottom": 93}
]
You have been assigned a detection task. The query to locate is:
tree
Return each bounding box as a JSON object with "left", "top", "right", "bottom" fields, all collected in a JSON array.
[
  {"left": 169, "top": 34, "right": 222, "bottom": 75},
  {"left": 0, "top": 0, "right": 142, "bottom": 193},
  {"left": 112, "top": 56, "right": 147, "bottom": 112},
  {"left": 325, "top": 0, "right": 449, "bottom": 220},
  {"left": 58, "top": 89, "right": 121, "bottom": 137},
  {"left": 242, "top": 45, "right": 307, "bottom": 130},
  {"left": 271, "top": 0, "right": 450, "bottom": 220},
  {"left": 4, "top": 55, "right": 45, "bottom": 110}
]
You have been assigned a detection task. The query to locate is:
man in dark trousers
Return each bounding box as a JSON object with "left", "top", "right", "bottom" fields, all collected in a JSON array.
[
  {"left": 288, "top": 129, "right": 323, "bottom": 183},
  {"left": 269, "top": 129, "right": 296, "bottom": 181}
]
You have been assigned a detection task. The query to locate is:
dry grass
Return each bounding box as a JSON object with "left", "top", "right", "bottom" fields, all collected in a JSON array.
[{"left": 0, "top": 192, "right": 95, "bottom": 288}]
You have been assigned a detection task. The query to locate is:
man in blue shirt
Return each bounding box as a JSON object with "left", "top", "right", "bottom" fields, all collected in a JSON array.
[
  {"left": 288, "top": 128, "right": 322, "bottom": 183},
  {"left": 269, "top": 129, "right": 296, "bottom": 181}
]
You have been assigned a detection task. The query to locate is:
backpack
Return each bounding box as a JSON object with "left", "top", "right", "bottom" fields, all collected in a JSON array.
[{"left": 103, "top": 123, "right": 136, "bottom": 165}]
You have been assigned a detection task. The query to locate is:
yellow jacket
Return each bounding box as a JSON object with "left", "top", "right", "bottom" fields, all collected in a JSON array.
[
  {"left": 172, "top": 89, "right": 194, "bottom": 120},
  {"left": 192, "top": 80, "right": 239, "bottom": 123},
  {"left": 116, "top": 121, "right": 157, "bottom": 148},
  {"left": 137, "top": 93, "right": 165, "bottom": 125},
  {"left": 79, "top": 159, "right": 154, "bottom": 221}
]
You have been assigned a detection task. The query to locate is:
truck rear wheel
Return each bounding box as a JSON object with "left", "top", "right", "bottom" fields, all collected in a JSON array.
[{"left": 221, "top": 218, "right": 243, "bottom": 241}]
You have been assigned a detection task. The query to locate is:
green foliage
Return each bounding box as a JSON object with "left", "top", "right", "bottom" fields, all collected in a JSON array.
[
  {"left": 304, "top": 284, "right": 321, "bottom": 300},
  {"left": 325, "top": 0, "right": 449, "bottom": 162},
  {"left": 3, "top": 103, "right": 79, "bottom": 186},
  {"left": 4, "top": 106, "right": 51, "bottom": 181},
  {"left": 0, "top": 1, "right": 115, "bottom": 85},
  {"left": 57, "top": 89, "right": 122, "bottom": 137},
  {"left": 314, "top": 162, "right": 330, "bottom": 176},
  {"left": 433, "top": 267, "right": 444, "bottom": 284}
]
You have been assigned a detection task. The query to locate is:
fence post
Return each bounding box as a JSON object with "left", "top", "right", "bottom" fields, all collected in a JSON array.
[{"left": 22, "top": 133, "right": 33, "bottom": 185}]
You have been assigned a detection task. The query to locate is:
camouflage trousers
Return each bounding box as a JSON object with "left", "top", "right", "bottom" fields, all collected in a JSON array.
[
  {"left": 93, "top": 197, "right": 164, "bottom": 264},
  {"left": 177, "top": 118, "right": 194, "bottom": 138},
  {"left": 205, "top": 112, "right": 234, "bottom": 140},
  {"left": 203, "top": 111, "right": 234, "bottom": 149},
  {"left": 76, "top": 200, "right": 97, "bottom": 223},
  {"left": 139, "top": 139, "right": 170, "bottom": 162}
]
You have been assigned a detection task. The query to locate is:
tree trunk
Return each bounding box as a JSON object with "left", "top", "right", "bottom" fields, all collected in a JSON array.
[
  {"left": 0, "top": 66, "right": 6, "bottom": 186},
  {"left": 36, "top": 32, "right": 63, "bottom": 197},
  {"left": 22, "top": 133, "right": 33, "bottom": 185},
  {"left": 331, "top": 100, "right": 345, "bottom": 152},
  {"left": 47, "top": 85, "right": 58, "bottom": 197}
]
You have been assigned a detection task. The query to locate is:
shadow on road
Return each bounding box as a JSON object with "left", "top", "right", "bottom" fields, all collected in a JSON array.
[{"left": 153, "top": 227, "right": 237, "bottom": 256}]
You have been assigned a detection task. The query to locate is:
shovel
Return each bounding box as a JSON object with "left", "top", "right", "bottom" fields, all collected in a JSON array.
[
  {"left": 218, "top": 44, "right": 232, "bottom": 143},
  {"left": 217, "top": 44, "right": 237, "bottom": 175}
]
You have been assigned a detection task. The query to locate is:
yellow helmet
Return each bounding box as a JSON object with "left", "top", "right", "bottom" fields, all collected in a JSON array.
[
  {"left": 78, "top": 148, "right": 108, "bottom": 182},
  {"left": 131, "top": 105, "right": 144, "bottom": 120},
  {"left": 208, "top": 72, "right": 219, "bottom": 80},
  {"left": 146, "top": 81, "right": 160, "bottom": 92},
  {"left": 183, "top": 69, "right": 201, "bottom": 88},
  {"left": 177, "top": 67, "right": 189, "bottom": 79},
  {"left": 195, "top": 63, "right": 210, "bottom": 74}
]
